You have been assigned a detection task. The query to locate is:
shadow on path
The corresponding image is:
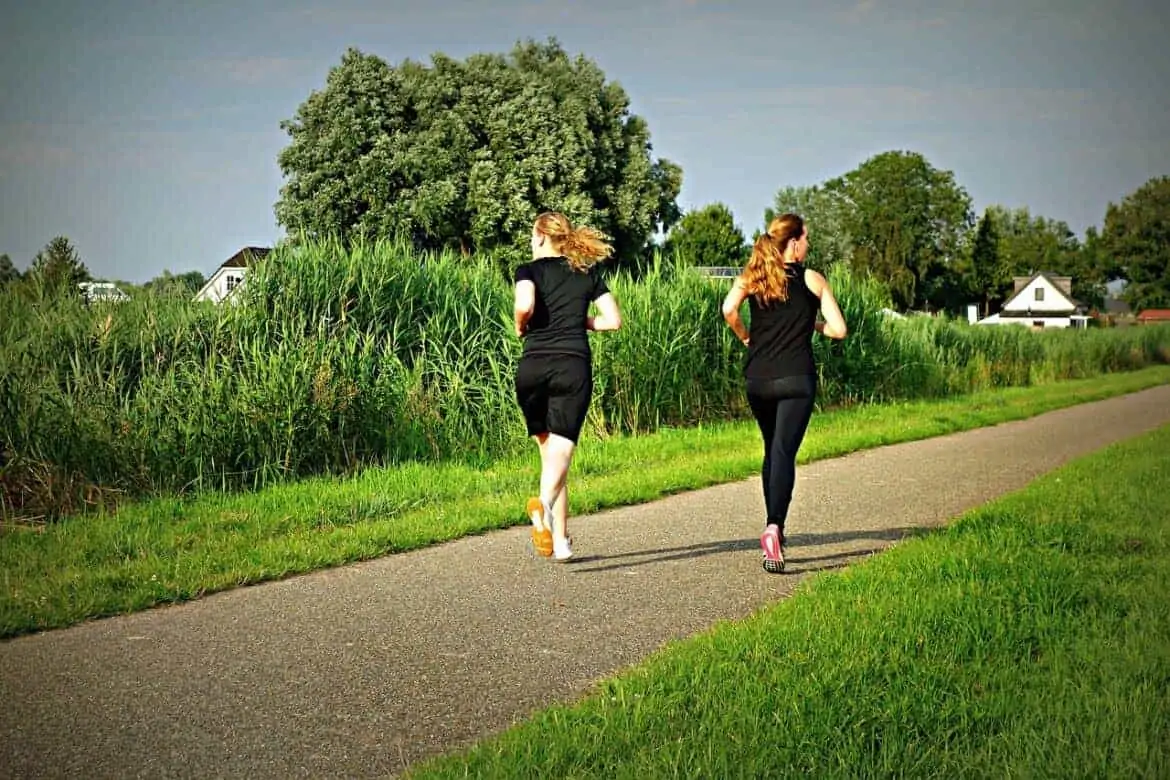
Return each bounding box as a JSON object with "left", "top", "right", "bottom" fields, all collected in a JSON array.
[{"left": 568, "top": 526, "right": 930, "bottom": 573}]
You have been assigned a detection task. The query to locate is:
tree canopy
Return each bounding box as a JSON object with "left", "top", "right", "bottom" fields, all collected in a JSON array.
[
  {"left": 763, "top": 185, "right": 854, "bottom": 272},
  {"left": 759, "top": 152, "right": 1132, "bottom": 316},
  {"left": 144, "top": 269, "right": 208, "bottom": 297},
  {"left": 663, "top": 202, "right": 747, "bottom": 269},
  {"left": 275, "top": 38, "right": 683, "bottom": 270},
  {"left": 824, "top": 150, "right": 974, "bottom": 311},
  {"left": 26, "top": 237, "right": 91, "bottom": 297},
  {"left": 968, "top": 209, "right": 1004, "bottom": 318},
  {"left": 1100, "top": 175, "right": 1170, "bottom": 312}
]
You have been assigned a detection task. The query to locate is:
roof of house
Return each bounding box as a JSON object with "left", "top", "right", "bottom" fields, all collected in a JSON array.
[
  {"left": 1136, "top": 308, "right": 1170, "bottom": 322},
  {"left": 1002, "top": 271, "right": 1082, "bottom": 312},
  {"left": 220, "top": 246, "right": 272, "bottom": 269},
  {"left": 193, "top": 246, "right": 273, "bottom": 302},
  {"left": 1011, "top": 271, "right": 1072, "bottom": 298}
]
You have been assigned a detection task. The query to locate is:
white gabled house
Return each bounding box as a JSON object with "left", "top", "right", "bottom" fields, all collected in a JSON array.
[
  {"left": 193, "top": 246, "right": 271, "bottom": 304},
  {"left": 976, "top": 272, "right": 1090, "bottom": 329}
]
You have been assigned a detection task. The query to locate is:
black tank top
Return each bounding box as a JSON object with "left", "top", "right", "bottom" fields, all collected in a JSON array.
[{"left": 744, "top": 264, "right": 819, "bottom": 380}]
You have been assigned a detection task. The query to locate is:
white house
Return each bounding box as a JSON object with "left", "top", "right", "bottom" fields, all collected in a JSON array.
[
  {"left": 193, "top": 246, "right": 271, "bottom": 304},
  {"left": 976, "top": 272, "right": 1090, "bottom": 329},
  {"left": 79, "top": 281, "right": 130, "bottom": 304}
]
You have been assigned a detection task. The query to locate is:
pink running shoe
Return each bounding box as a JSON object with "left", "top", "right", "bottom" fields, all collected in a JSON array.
[{"left": 760, "top": 526, "right": 785, "bottom": 574}]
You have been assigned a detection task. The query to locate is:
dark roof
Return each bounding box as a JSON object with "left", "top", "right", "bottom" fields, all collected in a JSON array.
[
  {"left": 1011, "top": 271, "right": 1072, "bottom": 296},
  {"left": 221, "top": 246, "right": 272, "bottom": 269},
  {"left": 1023, "top": 270, "right": 1067, "bottom": 281}
]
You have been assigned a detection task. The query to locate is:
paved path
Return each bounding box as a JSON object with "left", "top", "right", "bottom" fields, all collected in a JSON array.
[{"left": 3, "top": 385, "right": 1170, "bottom": 779}]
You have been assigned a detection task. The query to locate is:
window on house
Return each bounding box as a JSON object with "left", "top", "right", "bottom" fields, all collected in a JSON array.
[
  {"left": 1034, "top": 287, "right": 1045, "bottom": 302},
  {"left": 226, "top": 275, "right": 239, "bottom": 292}
]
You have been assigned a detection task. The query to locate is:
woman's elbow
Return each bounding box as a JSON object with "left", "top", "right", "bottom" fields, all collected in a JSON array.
[{"left": 827, "top": 322, "right": 847, "bottom": 339}]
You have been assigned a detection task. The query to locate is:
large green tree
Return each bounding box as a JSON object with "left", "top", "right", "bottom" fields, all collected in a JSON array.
[
  {"left": 1100, "top": 175, "right": 1170, "bottom": 312},
  {"left": 27, "top": 236, "right": 91, "bottom": 297},
  {"left": 275, "top": 38, "right": 683, "bottom": 269},
  {"left": 663, "top": 202, "right": 747, "bottom": 269},
  {"left": 825, "top": 151, "right": 974, "bottom": 310},
  {"left": 763, "top": 184, "right": 854, "bottom": 272}
]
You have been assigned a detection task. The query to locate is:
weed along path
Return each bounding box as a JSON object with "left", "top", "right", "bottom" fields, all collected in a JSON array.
[{"left": 3, "top": 384, "right": 1170, "bottom": 780}]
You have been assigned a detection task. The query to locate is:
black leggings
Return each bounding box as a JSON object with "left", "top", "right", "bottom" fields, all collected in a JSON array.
[{"left": 746, "top": 374, "right": 817, "bottom": 536}]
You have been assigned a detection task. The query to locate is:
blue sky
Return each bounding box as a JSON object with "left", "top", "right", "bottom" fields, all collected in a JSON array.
[{"left": 2, "top": 0, "right": 1167, "bottom": 283}]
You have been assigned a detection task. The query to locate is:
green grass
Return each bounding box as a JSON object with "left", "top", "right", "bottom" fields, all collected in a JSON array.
[
  {"left": 2, "top": 365, "right": 1169, "bottom": 639},
  {"left": 406, "top": 415, "right": 1170, "bottom": 779}
]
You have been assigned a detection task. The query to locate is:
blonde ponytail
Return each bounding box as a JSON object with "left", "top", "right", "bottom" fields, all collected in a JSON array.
[
  {"left": 743, "top": 234, "right": 789, "bottom": 305},
  {"left": 533, "top": 211, "right": 613, "bottom": 272},
  {"left": 560, "top": 225, "right": 613, "bottom": 271}
]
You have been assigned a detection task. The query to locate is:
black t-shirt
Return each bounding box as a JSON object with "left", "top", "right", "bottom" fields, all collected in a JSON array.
[
  {"left": 514, "top": 256, "right": 610, "bottom": 358},
  {"left": 744, "top": 264, "right": 819, "bottom": 380}
]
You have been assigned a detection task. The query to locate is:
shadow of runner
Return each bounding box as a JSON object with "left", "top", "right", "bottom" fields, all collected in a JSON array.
[
  {"left": 785, "top": 526, "right": 935, "bottom": 547},
  {"left": 785, "top": 548, "right": 883, "bottom": 575},
  {"left": 568, "top": 526, "right": 930, "bottom": 573}
]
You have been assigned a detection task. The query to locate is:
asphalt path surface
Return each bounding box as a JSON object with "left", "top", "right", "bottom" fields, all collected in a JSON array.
[{"left": 3, "top": 384, "right": 1169, "bottom": 779}]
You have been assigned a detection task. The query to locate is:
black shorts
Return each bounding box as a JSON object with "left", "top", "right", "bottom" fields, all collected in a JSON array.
[{"left": 515, "top": 354, "right": 593, "bottom": 443}]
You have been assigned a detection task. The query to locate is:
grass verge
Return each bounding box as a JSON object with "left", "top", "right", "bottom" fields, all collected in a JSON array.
[
  {"left": 406, "top": 420, "right": 1170, "bottom": 778},
  {"left": 2, "top": 365, "right": 1169, "bottom": 639}
]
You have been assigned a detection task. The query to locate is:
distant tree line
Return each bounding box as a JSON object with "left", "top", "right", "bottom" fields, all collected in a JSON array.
[
  {"left": 0, "top": 238, "right": 205, "bottom": 301},
  {"left": 666, "top": 159, "right": 1167, "bottom": 315}
]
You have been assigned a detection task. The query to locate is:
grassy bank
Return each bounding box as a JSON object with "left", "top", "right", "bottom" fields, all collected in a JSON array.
[
  {"left": 3, "top": 238, "right": 1168, "bottom": 521},
  {"left": 407, "top": 420, "right": 1170, "bottom": 778},
  {"left": 2, "top": 365, "right": 1168, "bottom": 638}
]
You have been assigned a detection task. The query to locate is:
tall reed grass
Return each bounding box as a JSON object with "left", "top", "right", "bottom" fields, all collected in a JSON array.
[{"left": 2, "top": 240, "right": 1167, "bottom": 521}]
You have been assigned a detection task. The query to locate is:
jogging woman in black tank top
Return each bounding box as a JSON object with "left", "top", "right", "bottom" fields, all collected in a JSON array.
[
  {"left": 513, "top": 211, "right": 623, "bottom": 562},
  {"left": 721, "top": 213, "right": 848, "bottom": 573}
]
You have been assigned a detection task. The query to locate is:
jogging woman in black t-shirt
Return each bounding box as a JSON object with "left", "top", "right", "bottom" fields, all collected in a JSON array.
[
  {"left": 721, "top": 213, "right": 848, "bottom": 573},
  {"left": 513, "top": 211, "right": 623, "bottom": 561}
]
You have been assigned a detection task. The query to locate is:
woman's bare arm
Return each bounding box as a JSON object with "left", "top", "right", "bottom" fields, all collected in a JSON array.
[
  {"left": 513, "top": 280, "right": 535, "bottom": 338},
  {"left": 804, "top": 269, "right": 848, "bottom": 340},
  {"left": 587, "top": 292, "right": 623, "bottom": 332},
  {"left": 721, "top": 276, "right": 751, "bottom": 345}
]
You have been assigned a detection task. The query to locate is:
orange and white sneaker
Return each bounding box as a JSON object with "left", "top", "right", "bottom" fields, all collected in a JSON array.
[{"left": 527, "top": 497, "right": 552, "bottom": 557}]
